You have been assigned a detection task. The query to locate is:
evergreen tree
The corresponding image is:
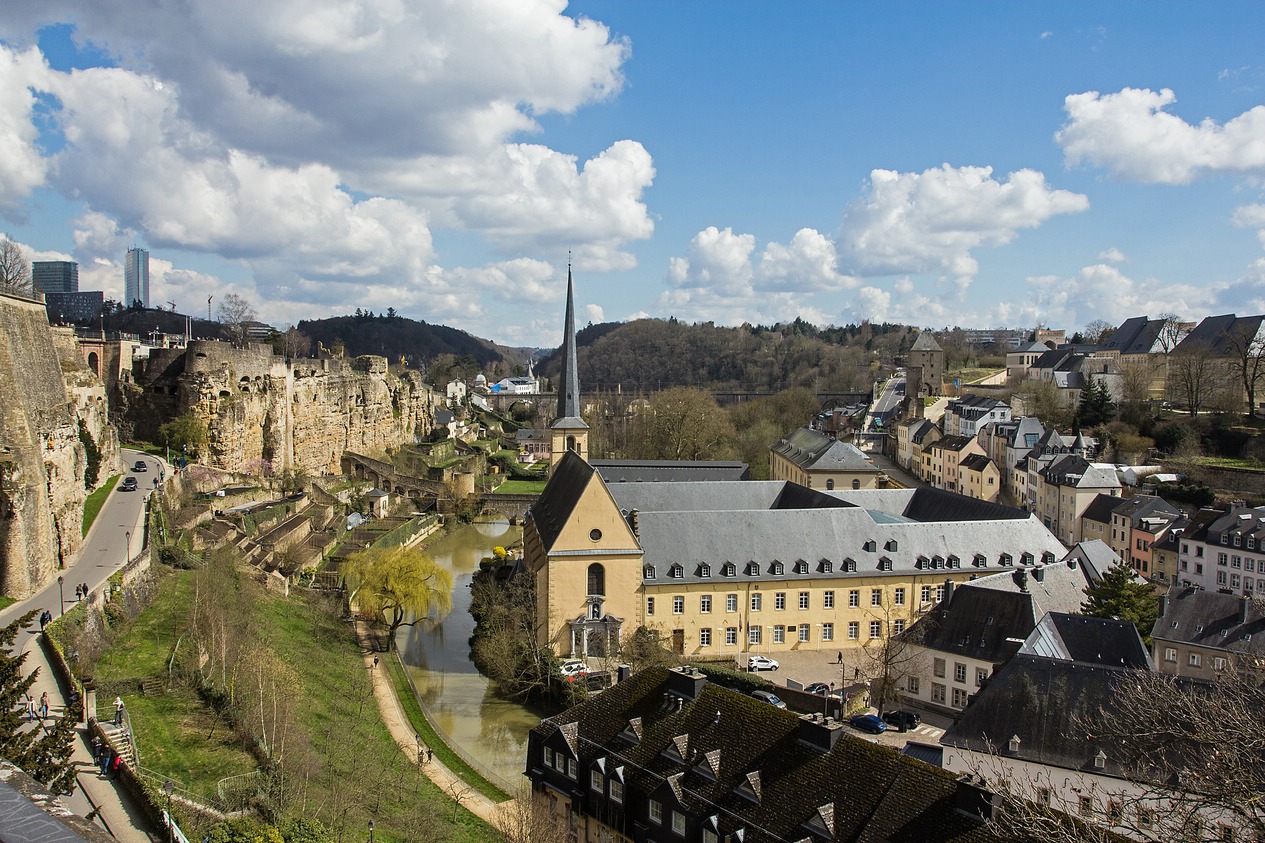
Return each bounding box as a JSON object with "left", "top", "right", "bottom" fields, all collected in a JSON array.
[
  {"left": 1077, "top": 373, "right": 1116, "bottom": 427},
  {"left": 1081, "top": 562, "right": 1158, "bottom": 642},
  {"left": 0, "top": 612, "right": 77, "bottom": 793}
]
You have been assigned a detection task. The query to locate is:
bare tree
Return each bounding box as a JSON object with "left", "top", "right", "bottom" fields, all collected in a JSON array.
[
  {"left": 1081, "top": 319, "right": 1116, "bottom": 345},
  {"left": 1155, "top": 312, "right": 1187, "bottom": 353},
  {"left": 856, "top": 605, "right": 928, "bottom": 716},
  {"left": 1166, "top": 340, "right": 1221, "bottom": 416},
  {"left": 275, "top": 326, "right": 313, "bottom": 360},
  {"left": 216, "top": 292, "right": 258, "bottom": 346},
  {"left": 1221, "top": 319, "right": 1265, "bottom": 419},
  {"left": 494, "top": 785, "right": 570, "bottom": 843},
  {"left": 0, "top": 237, "right": 32, "bottom": 294}
]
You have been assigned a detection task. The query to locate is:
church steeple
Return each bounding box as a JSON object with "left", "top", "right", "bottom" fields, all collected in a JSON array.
[{"left": 549, "top": 262, "right": 588, "bottom": 473}]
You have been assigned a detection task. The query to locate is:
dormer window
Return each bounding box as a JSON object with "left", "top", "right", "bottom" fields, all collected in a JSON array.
[
  {"left": 1008, "top": 735, "right": 1021, "bottom": 753},
  {"left": 644, "top": 565, "right": 656, "bottom": 579},
  {"left": 878, "top": 557, "right": 893, "bottom": 572},
  {"left": 1042, "top": 551, "right": 1056, "bottom": 564},
  {"left": 885, "top": 539, "right": 898, "bottom": 552},
  {"left": 947, "top": 555, "right": 960, "bottom": 568},
  {"left": 1221, "top": 534, "right": 1229, "bottom": 545},
  {"left": 745, "top": 562, "right": 759, "bottom": 576},
  {"left": 794, "top": 560, "right": 808, "bottom": 575},
  {"left": 723, "top": 563, "right": 736, "bottom": 577},
  {"left": 771, "top": 561, "right": 785, "bottom": 576},
  {"left": 843, "top": 558, "right": 856, "bottom": 573},
  {"left": 915, "top": 556, "right": 927, "bottom": 570},
  {"left": 820, "top": 559, "right": 834, "bottom": 574},
  {"left": 1234, "top": 534, "right": 1242, "bottom": 547},
  {"left": 1094, "top": 750, "right": 1106, "bottom": 770},
  {"left": 669, "top": 564, "right": 684, "bottom": 579},
  {"left": 1020, "top": 552, "right": 1034, "bottom": 566},
  {"left": 1000, "top": 553, "right": 1013, "bottom": 567},
  {"left": 863, "top": 540, "right": 877, "bottom": 553},
  {"left": 973, "top": 554, "right": 987, "bottom": 568},
  {"left": 700, "top": 563, "right": 711, "bottom": 578},
  {"left": 932, "top": 555, "right": 944, "bottom": 569}
]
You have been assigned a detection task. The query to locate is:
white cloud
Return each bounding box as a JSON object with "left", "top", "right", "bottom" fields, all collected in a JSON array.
[
  {"left": 668, "top": 226, "right": 857, "bottom": 299},
  {"left": 1233, "top": 203, "right": 1265, "bottom": 248},
  {"left": 839, "top": 164, "right": 1088, "bottom": 279},
  {"left": 0, "top": 45, "right": 50, "bottom": 210},
  {"left": 1097, "top": 247, "right": 1127, "bottom": 263},
  {"left": 667, "top": 227, "right": 755, "bottom": 293},
  {"left": 582, "top": 303, "right": 604, "bottom": 325},
  {"left": 1058, "top": 87, "right": 1265, "bottom": 183},
  {"left": 758, "top": 228, "right": 859, "bottom": 292}
]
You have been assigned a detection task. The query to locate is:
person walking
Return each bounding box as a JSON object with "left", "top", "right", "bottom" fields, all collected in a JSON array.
[
  {"left": 426, "top": 748, "right": 433, "bottom": 764},
  {"left": 836, "top": 651, "right": 843, "bottom": 664},
  {"left": 74, "top": 584, "right": 81, "bottom": 601},
  {"left": 81, "top": 583, "right": 88, "bottom": 600},
  {"left": 109, "top": 752, "right": 123, "bottom": 779},
  {"left": 24, "top": 694, "right": 34, "bottom": 722},
  {"left": 99, "top": 747, "right": 112, "bottom": 777},
  {"left": 113, "top": 696, "right": 124, "bottom": 726},
  {"left": 39, "top": 691, "right": 49, "bottom": 720},
  {"left": 91, "top": 735, "right": 101, "bottom": 766}
]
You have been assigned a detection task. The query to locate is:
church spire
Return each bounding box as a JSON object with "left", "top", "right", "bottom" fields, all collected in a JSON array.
[{"left": 549, "top": 261, "right": 588, "bottom": 472}]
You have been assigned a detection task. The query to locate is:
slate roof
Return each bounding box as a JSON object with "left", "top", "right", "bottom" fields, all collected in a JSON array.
[
  {"left": 910, "top": 331, "right": 943, "bottom": 352},
  {"left": 1080, "top": 493, "right": 1122, "bottom": 527},
  {"left": 592, "top": 459, "right": 751, "bottom": 483},
  {"left": 1060, "top": 540, "right": 1120, "bottom": 583},
  {"left": 910, "top": 419, "right": 940, "bottom": 445},
  {"left": 1152, "top": 586, "right": 1265, "bottom": 657},
  {"left": 909, "top": 560, "right": 1092, "bottom": 662},
  {"left": 530, "top": 666, "right": 1011, "bottom": 842},
  {"left": 960, "top": 453, "right": 993, "bottom": 473},
  {"left": 551, "top": 267, "right": 588, "bottom": 431},
  {"left": 1011, "top": 341, "right": 1052, "bottom": 354},
  {"left": 528, "top": 450, "right": 597, "bottom": 552},
  {"left": 1018, "top": 613, "right": 1153, "bottom": 669},
  {"left": 941, "top": 655, "right": 1154, "bottom": 780},
  {"left": 1112, "top": 495, "right": 1182, "bottom": 530},
  {"left": 946, "top": 394, "right": 1009, "bottom": 420},
  {"left": 1174, "top": 313, "right": 1265, "bottom": 358},
  {"left": 770, "top": 428, "right": 879, "bottom": 474},
  {"left": 1099, "top": 316, "right": 1169, "bottom": 355},
  {"left": 1205, "top": 506, "right": 1265, "bottom": 545},
  {"left": 1041, "top": 455, "right": 1119, "bottom": 490},
  {"left": 933, "top": 435, "right": 977, "bottom": 453}
]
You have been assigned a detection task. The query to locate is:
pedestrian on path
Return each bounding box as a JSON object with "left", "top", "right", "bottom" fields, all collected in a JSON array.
[
  {"left": 426, "top": 748, "right": 433, "bottom": 764},
  {"left": 91, "top": 735, "right": 101, "bottom": 765},
  {"left": 836, "top": 651, "right": 843, "bottom": 664},
  {"left": 81, "top": 582, "right": 88, "bottom": 599},
  {"left": 39, "top": 691, "right": 49, "bottom": 720},
  {"left": 24, "top": 694, "right": 34, "bottom": 722},
  {"left": 99, "top": 747, "right": 112, "bottom": 777},
  {"left": 39, "top": 609, "right": 50, "bottom": 631},
  {"left": 74, "top": 584, "right": 82, "bottom": 601},
  {"left": 109, "top": 752, "right": 122, "bottom": 779},
  {"left": 113, "top": 696, "right": 124, "bottom": 725}
]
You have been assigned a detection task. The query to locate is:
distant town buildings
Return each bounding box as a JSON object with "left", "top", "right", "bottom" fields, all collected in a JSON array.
[
  {"left": 124, "top": 246, "right": 150, "bottom": 308},
  {"left": 768, "top": 427, "right": 883, "bottom": 491}
]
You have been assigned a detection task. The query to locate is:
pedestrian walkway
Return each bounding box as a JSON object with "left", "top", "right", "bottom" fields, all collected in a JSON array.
[
  {"left": 354, "top": 621, "right": 514, "bottom": 829},
  {"left": 0, "top": 448, "right": 168, "bottom": 841}
]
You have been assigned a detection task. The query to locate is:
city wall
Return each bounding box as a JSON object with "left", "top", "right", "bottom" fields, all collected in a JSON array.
[
  {"left": 123, "top": 340, "right": 441, "bottom": 476},
  {"left": 0, "top": 293, "right": 120, "bottom": 598}
]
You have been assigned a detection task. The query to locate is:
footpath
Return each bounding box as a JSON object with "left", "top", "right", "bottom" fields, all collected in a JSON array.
[
  {"left": 0, "top": 455, "right": 163, "bottom": 841},
  {"left": 354, "top": 621, "right": 513, "bottom": 829}
]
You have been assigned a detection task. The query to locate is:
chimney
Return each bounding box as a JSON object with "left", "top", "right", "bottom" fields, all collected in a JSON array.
[
  {"left": 667, "top": 665, "right": 707, "bottom": 701},
  {"left": 617, "top": 664, "right": 632, "bottom": 683},
  {"left": 1240, "top": 595, "right": 1251, "bottom": 626},
  {"left": 797, "top": 713, "right": 844, "bottom": 753},
  {"left": 1157, "top": 595, "right": 1167, "bottom": 620},
  {"left": 943, "top": 579, "right": 955, "bottom": 605},
  {"left": 1012, "top": 568, "right": 1029, "bottom": 592},
  {"left": 955, "top": 775, "right": 1002, "bottom": 822},
  {"left": 1032, "top": 566, "right": 1044, "bottom": 583},
  {"left": 627, "top": 508, "right": 640, "bottom": 538}
]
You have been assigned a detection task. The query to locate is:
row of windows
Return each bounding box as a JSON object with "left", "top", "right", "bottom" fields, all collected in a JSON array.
[
  {"left": 1216, "top": 553, "right": 1259, "bottom": 572},
  {"left": 647, "top": 586, "right": 946, "bottom": 617},
  {"left": 1215, "top": 571, "right": 1265, "bottom": 591},
  {"left": 685, "top": 619, "right": 908, "bottom": 648},
  {"left": 1219, "top": 531, "right": 1259, "bottom": 549},
  {"left": 1162, "top": 648, "right": 1229, "bottom": 670},
  {"left": 641, "top": 550, "right": 1050, "bottom": 580},
  {"left": 932, "top": 658, "right": 989, "bottom": 686}
]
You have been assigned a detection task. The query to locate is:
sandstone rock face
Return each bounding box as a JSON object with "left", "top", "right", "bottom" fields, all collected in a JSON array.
[
  {"left": 128, "top": 341, "right": 440, "bottom": 476},
  {"left": 0, "top": 295, "right": 121, "bottom": 598}
]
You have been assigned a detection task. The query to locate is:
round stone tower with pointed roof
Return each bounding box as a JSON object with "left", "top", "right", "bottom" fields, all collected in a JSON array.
[
  {"left": 549, "top": 266, "right": 588, "bottom": 474},
  {"left": 908, "top": 330, "right": 945, "bottom": 397}
]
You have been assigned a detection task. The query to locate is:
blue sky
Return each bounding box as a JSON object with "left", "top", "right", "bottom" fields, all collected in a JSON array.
[{"left": 1, "top": 2, "right": 1264, "bottom": 346}]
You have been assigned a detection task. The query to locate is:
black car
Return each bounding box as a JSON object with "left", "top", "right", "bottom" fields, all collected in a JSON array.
[
  {"left": 882, "top": 710, "right": 921, "bottom": 730},
  {"left": 121, "top": 477, "right": 138, "bottom": 491},
  {"left": 133, "top": 460, "right": 147, "bottom": 472},
  {"left": 803, "top": 682, "right": 831, "bottom": 695}
]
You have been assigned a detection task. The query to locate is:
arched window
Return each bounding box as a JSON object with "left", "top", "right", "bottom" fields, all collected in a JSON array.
[
  {"left": 826, "top": 479, "right": 834, "bottom": 490},
  {"left": 587, "top": 563, "right": 605, "bottom": 596},
  {"left": 852, "top": 479, "right": 861, "bottom": 490},
  {"left": 567, "top": 435, "right": 577, "bottom": 452}
]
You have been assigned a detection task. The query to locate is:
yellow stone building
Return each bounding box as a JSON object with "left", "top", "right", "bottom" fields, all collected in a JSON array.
[{"left": 525, "top": 451, "right": 1067, "bottom": 660}]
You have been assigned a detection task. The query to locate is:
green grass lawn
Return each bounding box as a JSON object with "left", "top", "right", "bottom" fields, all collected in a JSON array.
[
  {"left": 1187, "top": 456, "right": 1264, "bottom": 471},
  {"left": 490, "top": 479, "right": 546, "bottom": 495},
  {"left": 83, "top": 475, "right": 120, "bottom": 536},
  {"left": 0, "top": 596, "right": 16, "bottom": 612}
]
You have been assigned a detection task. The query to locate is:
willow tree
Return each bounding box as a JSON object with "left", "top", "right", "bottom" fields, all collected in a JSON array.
[{"left": 344, "top": 546, "right": 453, "bottom": 648}]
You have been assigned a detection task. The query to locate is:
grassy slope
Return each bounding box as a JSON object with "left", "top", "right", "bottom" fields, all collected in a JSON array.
[{"left": 82, "top": 475, "right": 120, "bottom": 536}]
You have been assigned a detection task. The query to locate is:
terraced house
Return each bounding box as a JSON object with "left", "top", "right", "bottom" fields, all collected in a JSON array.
[{"left": 525, "top": 451, "right": 1065, "bottom": 660}]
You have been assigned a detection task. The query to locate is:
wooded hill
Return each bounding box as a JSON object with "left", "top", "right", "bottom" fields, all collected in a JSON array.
[
  {"left": 297, "top": 312, "right": 512, "bottom": 371},
  {"left": 538, "top": 317, "right": 922, "bottom": 394}
]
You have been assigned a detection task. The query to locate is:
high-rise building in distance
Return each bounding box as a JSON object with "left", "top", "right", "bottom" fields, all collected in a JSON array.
[
  {"left": 124, "top": 247, "right": 149, "bottom": 308},
  {"left": 32, "top": 261, "right": 79, "bottom": 294}
]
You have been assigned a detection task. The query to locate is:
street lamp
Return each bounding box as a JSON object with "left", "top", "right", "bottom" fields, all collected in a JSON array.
[
  {"left": 57, "top": 576, "right": 64, "bottom": 617},
  {"left": 125, "top": 531, "right": 131, "bottom": 562},
  {"left": 163, "top": 780, "right": 175, "bottom": 843},
  {"left": 368, "top": 820, "right": 375, "bottom": 843}
]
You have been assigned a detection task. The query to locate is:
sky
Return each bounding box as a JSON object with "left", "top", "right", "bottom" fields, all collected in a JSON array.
[{"left": 2, "top": 2, "right": 1265, "bottom": 348}]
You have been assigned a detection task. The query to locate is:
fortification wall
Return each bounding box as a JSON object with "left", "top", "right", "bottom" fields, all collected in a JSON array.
[
  {"left": 127, "top": 344, "right": 440, "bottom": 475},
  {"left": 0, "top": 294, "right": 120, "bottom": 598}
]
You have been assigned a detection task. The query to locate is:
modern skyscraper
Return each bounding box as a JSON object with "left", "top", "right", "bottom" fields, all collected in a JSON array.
[
  {"left": 31, "top": 261, "right": 79, "bottom": 294},
  {"left": 124, "top": 247, "right": 149, "bottom": 308}
]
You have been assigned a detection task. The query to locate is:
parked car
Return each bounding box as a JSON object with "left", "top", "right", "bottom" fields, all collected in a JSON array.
[
  {"left": 882, "top": 710, "right": 921, "bottom": 730},
  {"left": 747, "top": 655, "right": 779, "bottom": 671},
  {"left": 750, "top": 690, "right": 787, "bottom": 709},
  {"left": 121, "top": 477, "right": 138, "bottom": 491},
  {"left": 559, "top": 660, "right": 589, "bottom": 680},
  {"left": 803, "top": 682, "right": 831, "bottom": 695},
  {"left": 133, "top": 460, "right": 147, "bottom": 472},
  {"left": 849, "top": 714, "right": 888, "bottom": 734}
]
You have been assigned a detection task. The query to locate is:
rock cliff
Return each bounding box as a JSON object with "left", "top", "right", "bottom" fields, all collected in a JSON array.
[
  {"left": 123, "top": 341, "right": 440, "bottom": 476},
  {"left": 0, "top": 293, "right": 120, "bottom": 598}
]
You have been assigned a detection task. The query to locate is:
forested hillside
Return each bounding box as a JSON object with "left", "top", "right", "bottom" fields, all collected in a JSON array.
[
  {"left": 540, "top": 317, "right": 919, "bottom": 393},
  {"left": 297, "top": 312, "right": 513, "bottom": 371}
]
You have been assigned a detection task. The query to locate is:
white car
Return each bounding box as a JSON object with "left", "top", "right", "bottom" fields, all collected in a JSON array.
[
  {"left": 747, "top": 656, "right": 779, "bottom": 671},
  {"left": 560, "top": 660, "right": 589, "bottom": 680}
]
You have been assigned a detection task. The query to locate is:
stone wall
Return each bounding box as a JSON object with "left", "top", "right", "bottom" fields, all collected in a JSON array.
[
  {"left": 0, "top": 293, "right": 121, "bottom": 598},
  {"left": 125, "top": 340, "right": 440, "bottom": 476}
]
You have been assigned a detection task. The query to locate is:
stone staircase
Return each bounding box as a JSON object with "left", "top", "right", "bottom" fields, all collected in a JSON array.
[{"left": 99, "top": 720, "right": 138, "bottom": 768}]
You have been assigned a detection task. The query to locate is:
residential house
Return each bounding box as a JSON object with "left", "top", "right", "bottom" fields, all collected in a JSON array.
[
  {"left": 923, "top": 435, "right": 986, "bottom": 494},
  {"left": 1150, "top": 516, "right": 1187, "bottom": 585},
  {"left": 1079, "top": 493, "right": 1119, "bottom": 548},
  {"left": 1002, "top": 417, "right": 1045, "bottom": 487},
  {"left": 1006, "top": 340, "right": 1053, "bottom": 386},
  {"left": 895, "top": 417, "right": 940, "bottom": 475},
  {"left": 1170, "top": 313, "right": 1265, "bottom": 414},
  {"left": 900, "top": 558, "right": 1092, "bottom": 713},
  {"left": 524, "top": 451, "right": 1066, "bottom": 659},
  {"left": 515, "top": 428, "right": 551, "bottom": 462},
  {"left": 1152, "top": 585, "right": 1265, "bottom": 678},
  {"left": 1178, "top": 505, "right": 1265, "bottom": 596},
  {"left": 943, "top": 395, "right": 1012, "bottom": 437},
  {"left": 1026, "top": 347, "right": 1123, "bottom": 408},
  {"left": 960, "top": 454, "right": 1001, "bottom": 503},
  {"left": 1105, "top": 495, "right": 1182, "bottom": 578},
  {"left": 769, "top": 427, "right": 883, "bottom": 491},
  {"left": 526, "top": 665, "right": 1065, "bottom": 843},
  {"left": 1173, "top": 508, "right": 1225, "bottom": 588},
  {"left": 445, "top": 378, "right": 468, "bottom": 405},
  {"left": 1031, "top": 454, "right": 1121, "bottom": 547}
]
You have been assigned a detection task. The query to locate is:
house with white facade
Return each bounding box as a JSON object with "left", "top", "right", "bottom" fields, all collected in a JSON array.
[
  {"left": 943, "top": 395, "right": 1012, "bottom": 437},
  {"left": 1176, "top": 505, "right": 1265, "bottom": 595}
]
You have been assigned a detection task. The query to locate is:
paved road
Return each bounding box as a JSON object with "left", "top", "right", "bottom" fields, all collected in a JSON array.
[{"left": 1, "top": 448, "right": 170, "bottom": 841}]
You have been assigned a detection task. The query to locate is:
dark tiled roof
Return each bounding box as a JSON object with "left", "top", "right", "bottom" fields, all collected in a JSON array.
[
  {"left": 1019, "top": 613, "right": 1153, "bottom": 669},
  {"left": 1099, "top": 316, "right": 1166, "bottom": 355},
  {"left": 532, "top": 666, "right": 1009, "bottom": 841},
  {"left": 901, "top": 486, "right": 1028, "bottom": 522},
  {"left": 910, "top": 331, "right": 943, "bottom": 352},
  {"left": 1080, "top": 493, "right": 1123, "bottom": 527},
  {"left": 960, "top": 453, "right": 993, "bottom": 473},
  {"left": 934, "top": 435, "right": 977, "bottom": 453},
  {"left": 771, "top": 428, "right": 879, "bottom": 474},
  {"left": 1174, "top": 313, "right": 1265, "bottom": 358},
  {"left": 1152, "top": 586, "right": 1265, "bottom": 656}
]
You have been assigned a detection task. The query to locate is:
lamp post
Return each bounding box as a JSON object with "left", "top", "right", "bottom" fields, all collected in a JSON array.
[
  {"left": 825, "top": 682, "right": 833, "bottom": 718},
  {"left": 125, "top": 530, "right": 131, "bottom": 562},
  {"left": 57, "top": 576, "right": 64, "bottom": 617},
  {"left": 416, "top": 733, "right": 424, "bottom": 764},
  {"left": 163, "top": 779, "right": 174, "bottom": 843},
  {"left": 368, "top": 820, "right": 375, "bottom": 843}
]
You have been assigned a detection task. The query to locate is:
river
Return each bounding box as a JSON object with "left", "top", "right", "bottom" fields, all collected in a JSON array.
[{"left": 394, "top": 517, "right": 539, "bottom": 794}]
